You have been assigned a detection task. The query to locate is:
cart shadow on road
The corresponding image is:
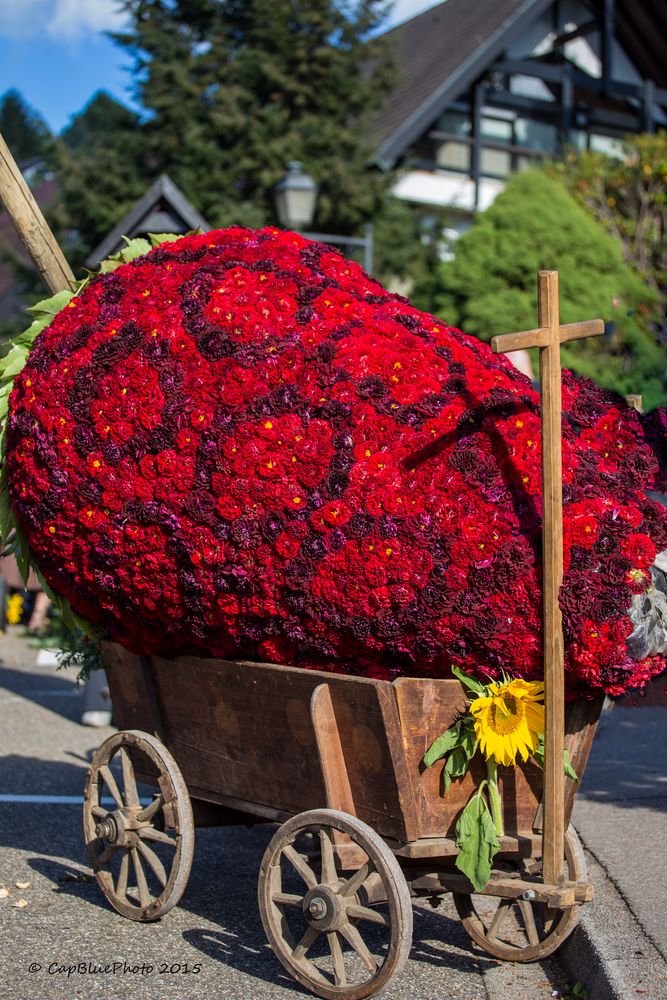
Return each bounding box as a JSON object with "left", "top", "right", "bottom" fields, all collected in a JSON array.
[
  {"left": 0, "top": 662, "right": 83, "bottom": 724},
  {"left": 576, "top": 709, "right": 667, "bottom": 812},
  {"left": 5, "top": 815, "right": 494, "bottom": 991}
]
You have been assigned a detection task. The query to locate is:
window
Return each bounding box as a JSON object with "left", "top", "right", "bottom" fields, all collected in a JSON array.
[
  {"left": 515, "top": 118, "right": 557, "bottom": 154},
  {"left": 480, "top": 147, "right": 512, "bottom": 177},
  {"left": 436, "top": 141, "right": 470, "bottom": 172}
]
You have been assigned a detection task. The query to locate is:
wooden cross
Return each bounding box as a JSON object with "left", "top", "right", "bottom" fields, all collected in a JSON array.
[{"left": 492, "top": 271, "right": 604, "bottom": 887}]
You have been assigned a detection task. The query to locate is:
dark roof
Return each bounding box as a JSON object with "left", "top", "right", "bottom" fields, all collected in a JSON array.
[
  {"left": 372, "top": 0, "right": 553, "bottom": 169},
  {"left": 616, "top": 0, "right": 667, "bottom": 89},
  {"left": 86, "top": 174, "right": 209, "bottom": 266},
  {"left": 372, "top": 0, "right": 667, "bottom": 169}
]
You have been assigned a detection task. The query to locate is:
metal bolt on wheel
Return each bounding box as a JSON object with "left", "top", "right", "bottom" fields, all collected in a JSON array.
[
  {"left": 453, "top": 824, "right": 586, "bottom": 961},
  {"left": 258, "top": 808, "right": 413, "bottom": 1000},
  {"left": 83, "top": 729, "right": 195, "bottom": 922}
]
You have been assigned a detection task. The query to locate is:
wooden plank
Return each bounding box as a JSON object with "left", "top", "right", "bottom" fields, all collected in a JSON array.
[
  {"left": 538, "top": 270, "right": 566, "bottom": 887},
  {"left": 0, "top": 131, "right": 76, "bottom": 294},
  {"left": 311, "top": 684, "right": 356, "bottom": 815},
  {"left": 492, "top": 326, "right": 551, "bottom": 353},
  {"left": 139, "top": 656, "right": 167, "bottom": 743},
  {"left": 394, "top": 677, "right": 543, "bottom": 839},
  {"left": 376, "top": 684, "right": 421, "bottom": 842},
  {"left": 412, "top": 872, "right": 583, "bottom": 908},
  {"left": 396, "top": 833, "right": 540, "bottom": 860},
  {"left": 102, "top": 642, "right": 155, "bottom": 734}
]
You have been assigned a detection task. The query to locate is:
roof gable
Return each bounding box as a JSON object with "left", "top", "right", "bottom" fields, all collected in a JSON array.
[
  {"left": 374, "top": 0, "right": 553, "bottom": 169},
  {"left": 86, "top": 174, "right": 209, "bottom": 266}
]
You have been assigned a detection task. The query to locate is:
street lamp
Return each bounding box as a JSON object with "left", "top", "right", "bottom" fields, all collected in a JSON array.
[
  {"left": 274, "top": 162, "right": 374, "bottom": 274},
  {"left": 274, "top": 161, "right": 319, "bottom": 231}
]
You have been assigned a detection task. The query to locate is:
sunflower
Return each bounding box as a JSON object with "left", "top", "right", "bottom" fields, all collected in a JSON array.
[{"left": 469, "top": 678, "right": 545, "bottom": 767}]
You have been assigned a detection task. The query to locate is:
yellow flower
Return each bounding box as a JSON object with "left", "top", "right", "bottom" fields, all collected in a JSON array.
[
  {"left": 6, "top": 593, "right": 24, "bottom": 626},
  {"left": 469, "top": 678, "right": 544, "bottom": 767}
]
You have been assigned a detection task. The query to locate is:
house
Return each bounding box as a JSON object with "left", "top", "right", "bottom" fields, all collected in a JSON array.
[
  {"left": 372, "top": 0, "right": 666, "bottom": 227},
  {"left": 86, "top": 174, "right": 209, "bottom": 267}
]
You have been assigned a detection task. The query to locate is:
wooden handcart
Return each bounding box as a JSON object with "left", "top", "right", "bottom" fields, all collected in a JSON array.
[{"left": 1, "top": 133, "right": 605, "bottom": 999}]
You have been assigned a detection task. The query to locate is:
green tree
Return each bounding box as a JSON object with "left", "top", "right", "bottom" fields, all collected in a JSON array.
[
  {"left": 0, "top": 89, "right": 52, "bottom": 164},
  {"left": 551, "top": 132, "right": 667, "bottom": 334},
  {"left": 372, "top": 198, "right": 448, "bottom": 310},
  {"left": 89, "top": 0, "right": 394, "bottom": 236},
  {"left": 51, "top": 91, "right": 147, "bottom": 263},
  {"left": 435, "top": 170, "right": 665, "bottom": 409}
]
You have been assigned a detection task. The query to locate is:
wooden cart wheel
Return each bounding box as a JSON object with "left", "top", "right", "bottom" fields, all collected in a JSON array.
[
  {"left": 258, "top": 808, "right": 413, "bottom": 1000},
  {"left": 452, "top": 824, "right": 586, "bottom": 961},
  {"left": 83, "top": 729, "right": 194, "bottom": 922}
]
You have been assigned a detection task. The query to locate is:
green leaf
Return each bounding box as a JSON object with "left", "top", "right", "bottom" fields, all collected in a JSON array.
[
  {"left": 0, "top": 345, "right": 29, "bottom": 380},
  {"left": 98, "top": 259, "right": 122, "bottom": 274},
  {"left": 119, "top": 236, "right": 152, "bottom": 261},
  {"left": 423, "top": 722, "right": 464, "bottom": 768},
  {"left": 454, "top": 792, "right": 501, "bottom": 892},
  {"left": 0, "top": 481, "right": 16, "bottom": 546},
  {"left": 442, "top": 744, "right": 472, "bottom": 792},
  {"left": 563, "top": 748, "right": 579, "bottom": 781},
  {"left": 459, "top": 721, "right": 479, "bottom": 759},
  {"left": 451, "top": 664, "right": 487, "bottom": 697},
  {"left": 13, "top": 524, "right": 32, "bottom": 585},
  {"left": 26, "top": 289, "right": 75, "bottom": 318},
  {"left": 148, "top": 232, "right": 182, "bottom": 245},
  {"left": 531, "top": 736, "right": 579, "bottom": 781}
]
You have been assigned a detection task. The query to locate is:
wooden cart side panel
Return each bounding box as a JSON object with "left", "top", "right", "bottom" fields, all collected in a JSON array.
[
  {"left": 394, "top": 677, "right": 543, "bottom": 839},
  {"left": 105, "top": 650, "right": 410, "bottom": 840},
  {"left": 102, "top": 643, "right": 156, "bottom": 733},
  {"left": 563, "top": 695, "right": 604, "bottom": 827}
]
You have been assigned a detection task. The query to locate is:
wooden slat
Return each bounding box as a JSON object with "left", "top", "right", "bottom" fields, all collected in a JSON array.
[
  {"left": 311, "top": 684, "right": 356, "bottom": 816},
  {"left": 0, "top": 131, "right": 76, "bottom": 294},
  {"left": 533, "top": 695, "right": 605, "bottom": 831},
  {"left": 396, "top": 833, "right": 540, "bottom": 860},
  {"left": 412, "top": 872, "right": 583, "bottom": 908},
  {"left": 492, "top": 326, "right": 551, "bottom": 353}
]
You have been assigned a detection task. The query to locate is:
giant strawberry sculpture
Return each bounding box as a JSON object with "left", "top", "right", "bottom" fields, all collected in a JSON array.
[{"left": 4, "top": 227, "right": 666, "bottom": 696}]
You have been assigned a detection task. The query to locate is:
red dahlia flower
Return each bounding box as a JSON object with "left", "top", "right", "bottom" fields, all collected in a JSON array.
[{"left": 4, "top": 227, "right": 666, "bottom": 696}]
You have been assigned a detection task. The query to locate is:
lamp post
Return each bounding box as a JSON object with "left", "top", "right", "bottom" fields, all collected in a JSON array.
[{"left": 273, "top": 161, "right": 374, "bottom": 274}]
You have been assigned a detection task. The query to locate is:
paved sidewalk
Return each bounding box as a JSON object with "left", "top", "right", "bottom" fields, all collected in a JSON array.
[{"left": 560, "top": 692, "right": 667, "bottom": 999}]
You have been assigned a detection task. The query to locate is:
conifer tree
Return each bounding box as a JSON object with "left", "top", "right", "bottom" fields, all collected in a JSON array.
[{"left": 105, "top": 0, "right": 395, "bottom": 233}]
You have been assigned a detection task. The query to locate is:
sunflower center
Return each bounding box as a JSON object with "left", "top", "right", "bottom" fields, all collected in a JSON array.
[{"left": 489, "top": 694, "right": 524, "bottom": 735}]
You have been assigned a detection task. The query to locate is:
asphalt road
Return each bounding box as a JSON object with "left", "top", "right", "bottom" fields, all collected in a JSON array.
[{"left": 0, "top": 630, "right": 568, "bottom": 1000}]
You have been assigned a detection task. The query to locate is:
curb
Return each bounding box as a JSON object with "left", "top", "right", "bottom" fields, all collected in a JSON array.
[{"left": 558, "top": 843, "right": 667, "bottom": 1000}]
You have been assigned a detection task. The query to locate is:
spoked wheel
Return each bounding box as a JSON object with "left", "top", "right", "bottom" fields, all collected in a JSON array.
[
  {"left": 83, "top": 730, "right": 194, "bottom": 922},
  {"left": 452, "top": 824, "right": 586, "bottom": 961},
  {"left": 258, "top": 808, "right": 413, "bottom": 1000}
]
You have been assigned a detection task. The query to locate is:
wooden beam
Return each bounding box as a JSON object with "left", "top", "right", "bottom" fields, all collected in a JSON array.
[
  {"left": 491, "top": 318, "right": 603, "bottom": 354},
  {"left": 471, "top": 83, "right": 484, "bottom": 211},
  {"left": 537, "top": 271, "right": 565, "bottom": 888},
  {"left": 601, "top": 0, "right": 615, "bottom": 96},
  {"left": 0, "top": 131, "right": 76, "bottom": 295},
  {"left": 492, "top": 274, "right": 604, "bottom": 889}
]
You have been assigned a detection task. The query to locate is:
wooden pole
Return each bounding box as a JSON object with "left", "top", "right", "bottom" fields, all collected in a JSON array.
[
  {"left": 0, "top": 131, "right": 76, "bottom": 295},
  {"left": 492, "top": 272, "right": 604, "bottom": 888},
  {"left": 537, "top": 271, "right": 565, "bottom": 886}
]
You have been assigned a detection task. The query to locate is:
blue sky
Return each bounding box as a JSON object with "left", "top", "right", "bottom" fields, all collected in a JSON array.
[{"left": 0, "top": 0, "right": 440, "bottom": 134}]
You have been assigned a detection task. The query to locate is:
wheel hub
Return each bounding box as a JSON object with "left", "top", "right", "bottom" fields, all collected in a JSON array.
[
  {"left": 95, "top": 815, "right": 118, "bottom": 842},
  {"left": 303, "top": 886, "right": 342, "bottom": 931}
]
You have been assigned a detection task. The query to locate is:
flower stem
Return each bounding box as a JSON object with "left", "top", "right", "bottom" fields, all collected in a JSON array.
[{"left": 486, "top": 758, "right": 504, "bottom": 837}]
